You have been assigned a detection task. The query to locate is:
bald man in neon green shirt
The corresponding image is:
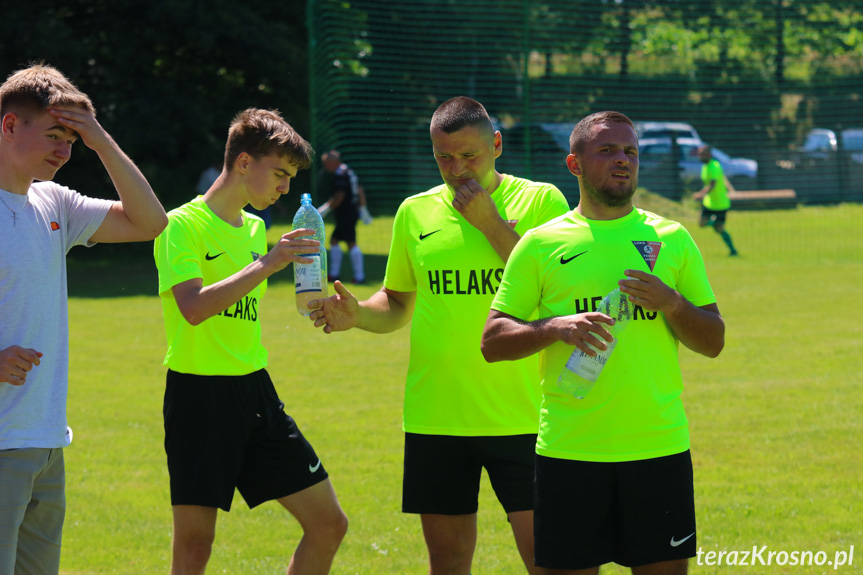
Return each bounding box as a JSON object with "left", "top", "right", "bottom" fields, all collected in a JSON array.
[{"left": 482, "top": 111, "right": 725, "bottom": 574}]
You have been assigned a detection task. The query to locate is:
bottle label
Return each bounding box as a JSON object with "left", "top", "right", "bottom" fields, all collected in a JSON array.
[
  {"left": 564, "top": 337, "right": 618, "bottom": 383},
  {"left": 295, "top": 253, "right": 324, "bottom": 294}
]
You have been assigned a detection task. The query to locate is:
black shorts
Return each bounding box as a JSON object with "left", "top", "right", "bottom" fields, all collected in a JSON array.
[
  {"left": 332, "top": 206, "right": 359, "bottom": 244},
  {"left": 535, "top": 451, "right": 696, "bottom": 570},
  {"left": 701, "top": 207, "right": 728, "bottom": 226},
  {"left": 402, "top": 433, "right": 536, "bottom": 515},
  {"left": 163, "top": 369, "right": 328, "bottom": 511}
]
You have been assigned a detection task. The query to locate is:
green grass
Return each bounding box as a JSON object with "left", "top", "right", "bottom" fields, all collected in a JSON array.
[{"left": 60, "top": 199, "right": 863, "bottom": 574}]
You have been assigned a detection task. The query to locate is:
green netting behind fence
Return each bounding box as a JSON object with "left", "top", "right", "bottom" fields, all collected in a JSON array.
[{"left": 307, "top": 0, "right": 863, "bottom": 211}]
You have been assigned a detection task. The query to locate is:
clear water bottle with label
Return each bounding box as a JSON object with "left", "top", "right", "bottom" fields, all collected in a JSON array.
[
  {"left": 292, "top": 193, "right": 328, "bottom": 315},
  {"left": 558, "top": 286, "right": 632, "bottom": 399}
]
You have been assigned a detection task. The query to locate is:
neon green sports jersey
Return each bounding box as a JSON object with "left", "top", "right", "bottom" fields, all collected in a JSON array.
[
  {"left": 154, "top": 197, "right": 268, "bottom": 376},
  {"left": 385, "top": 174, "right": 569, "bottom": 436},
  {"left": 701, "top": 158, "right": 730, "bottom": 211},
  {"left": 491, "top": 208, "right": 716, "bottom": 461}
]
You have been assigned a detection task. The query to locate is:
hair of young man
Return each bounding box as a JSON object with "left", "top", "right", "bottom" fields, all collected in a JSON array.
[
  {"left": 569, "top": 111, "right": 635, "bottom": 155},
  {"left": 224, "top": 108, "right": 313, "bottom": 172},
  {"left": 0, "top": 63, "right": 95, "bottom": 120},
  {"left": 430, "top": 96, "right": 494, "bottom": 136}
]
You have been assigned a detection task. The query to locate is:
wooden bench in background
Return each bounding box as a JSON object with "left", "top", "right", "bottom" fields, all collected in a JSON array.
[{"left": 729, "top": 189, "right": 797, "bottom": 210}]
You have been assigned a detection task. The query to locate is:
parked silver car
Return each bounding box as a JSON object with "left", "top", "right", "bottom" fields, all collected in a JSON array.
[
  {"left": 639, "top": 137, "right": 758, "bottom": 187},
  {"left": 799, "top": 128, "right": 863, "bottom": 166}
]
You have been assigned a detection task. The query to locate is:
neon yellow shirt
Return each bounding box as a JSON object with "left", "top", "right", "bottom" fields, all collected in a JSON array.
[
  {"left": 701, "top": 159, "right": 730, "bottom": 211},
  {"left": 385, "top": 174, "right": 569, "bottom": 436},
  {"left": 154, "top": 197, "right": 268, "bottom": 376},
  {"left": 491, "top": 208, "right": 716, "bottom": 461}
]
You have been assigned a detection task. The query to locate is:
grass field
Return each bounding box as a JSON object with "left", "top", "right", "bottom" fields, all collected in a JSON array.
[{"left": 59, "top": 196, "right": 862, "bottom": 574}]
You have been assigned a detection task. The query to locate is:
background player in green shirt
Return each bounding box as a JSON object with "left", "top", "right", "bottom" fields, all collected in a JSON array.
[
  {"left": 307, "top": 96, "right": 569, "bottom": 574},
  {"left": 481, "top": 111, "right": 725, "bottom": 575},
  {"left": 693, "top": 145, "right": 738, "bottom": 256},
  {"left": 154, "top": 109, "right": 347, "bottom": 575}
]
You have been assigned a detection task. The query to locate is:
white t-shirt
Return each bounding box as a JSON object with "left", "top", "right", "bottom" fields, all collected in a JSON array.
[{"left": 0, "top": 182, "right": 112, "bottom": 449}]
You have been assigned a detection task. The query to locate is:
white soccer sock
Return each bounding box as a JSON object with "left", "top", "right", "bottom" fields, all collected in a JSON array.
[
  {"left": 329, "top": 244, "right": 343, "bottom": 278},
  {"left": 350, "top": 245, "right": 364, "bottom": 282}
]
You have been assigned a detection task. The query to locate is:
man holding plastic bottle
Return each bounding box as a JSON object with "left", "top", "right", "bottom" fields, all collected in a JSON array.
[
  {"left": 153, "top": 108, "right": 347, "bottom": 574},
  {"left": 480, "top": 111, "right": 725, "bottom": 575}
]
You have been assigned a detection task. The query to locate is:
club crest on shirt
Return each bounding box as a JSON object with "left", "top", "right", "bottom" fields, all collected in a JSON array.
[{"left": 632, "top": 241, "right": 662, "bottom": 271}]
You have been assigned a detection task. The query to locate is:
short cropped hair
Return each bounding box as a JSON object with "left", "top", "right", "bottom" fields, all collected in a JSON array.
[
  {"left": 321, "top": 149, "right": 341, "bottom": 162},
  {"left": 430, "top": 96, "right": 494, "bottom": 135},
  {"left": 224, "top": 108, "right": 313, "bottom": 171},
  {"left": 0, "top": 63, "right": 95, "bottom": 119},
  {"left": 569, "top": 111, "right": 635, "bottom": 155}
]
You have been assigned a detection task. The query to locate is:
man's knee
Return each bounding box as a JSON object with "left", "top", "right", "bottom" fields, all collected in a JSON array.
[
  {"left": 323, "top": 508, "right": 349, "bottom": 545},
  {"left": 305, "top": 507, "right": 349, "bottom": 552},
  {"left": 422, "top": 515, "right": 476, "bottom": 571},
  {"left": 427, "top": 541, "right": 474, "bottom": 573},
  {"left": 173, "top": 532, "right": 215, "bottom": 572}
]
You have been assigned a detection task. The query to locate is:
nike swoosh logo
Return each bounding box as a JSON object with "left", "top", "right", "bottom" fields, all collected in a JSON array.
[
  {"left": 419, "top": 230, "right": 442, "bottom": 240},
  {"left": 560, "top": 251, "right": 587, "bottom": 265},
  {"left": 205, "top": 252, "right": 225, "bottom": 261},
  {"left": 670, "top": 532, "right": 695, "bottom": 547},
  {"left": 309, "top": 459, "right": 322, "bottom": 473}
]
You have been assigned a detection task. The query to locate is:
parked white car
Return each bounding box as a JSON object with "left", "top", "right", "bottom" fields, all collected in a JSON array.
[
  {"left": 638, "top": 137, "right": 758, "bottom": 186},
  {"left": 635, "top": 121, "right": 702, "bottom": 142}
]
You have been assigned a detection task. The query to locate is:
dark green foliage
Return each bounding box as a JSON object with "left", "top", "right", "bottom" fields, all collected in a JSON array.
[{"left": 0, "top": 0, "right": 309, "bottom": 209}]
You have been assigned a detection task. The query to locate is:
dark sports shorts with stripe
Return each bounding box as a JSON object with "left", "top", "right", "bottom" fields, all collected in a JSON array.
[
  {"left": 535, "top": 450, "right": 696, "bottom": 570},
  {"left": 163, "top": 369, "right": 328, "bottom": 512},
  {"left": 402, "top": 432, "right": 536, "bottom": 515},
  {"left": 701, "top": 206, "right": 728, "bottom": 226}
]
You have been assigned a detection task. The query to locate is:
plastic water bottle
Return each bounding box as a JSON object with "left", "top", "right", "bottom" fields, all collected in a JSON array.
[
  {"left": 292, "top": 193, "right": 328, "bottom": 315},
  {"left": 558, "top": 286, "right": 632, "bottom": 399}
]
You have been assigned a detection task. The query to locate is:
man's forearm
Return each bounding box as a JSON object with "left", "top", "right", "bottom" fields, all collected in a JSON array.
[
  {"left": 174, "top": 260, "right": 276, "bottom": 326},
  {"left": 96, "top": 137, "right": 167, "bottom": 240},
  {"left": 478, "top": 219, "right": 521, "bottom": 263},
  {"left": 356, "top": 289, "right": 415, "bottom": 334},
  {"left": 482, "top": 312, "right": 561, "bottom": 362},
  {"left": 665, "top": 303, "right": 725, "bottom": 358}
]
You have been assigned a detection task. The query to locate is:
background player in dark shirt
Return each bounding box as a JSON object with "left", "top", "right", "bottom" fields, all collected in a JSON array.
[{"left": 317, "top": 150, "right": 367, "bottom": 283}]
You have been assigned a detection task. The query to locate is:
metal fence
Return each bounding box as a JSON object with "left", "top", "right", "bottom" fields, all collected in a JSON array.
[{"left": 308, "top": 0, "right": 863, "bottom": 210}]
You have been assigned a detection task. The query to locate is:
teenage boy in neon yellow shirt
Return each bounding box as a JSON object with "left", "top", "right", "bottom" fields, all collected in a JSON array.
[
  {"left": 308, "top": 96, "right": 569, "bottom": 574},
  {"left": 693, "top": 145, "right": 738, "bottom": 256},
  {"left": 154, "top": 109, "right": 347, "bottom": 574},
  {"left": 482, "top": 111, "right": 725, "bottom": 575}
]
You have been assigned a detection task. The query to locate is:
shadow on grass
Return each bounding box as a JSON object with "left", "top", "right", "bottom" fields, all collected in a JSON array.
[{"left": 67, "top": 243, "right": 389, "bottom": 299}]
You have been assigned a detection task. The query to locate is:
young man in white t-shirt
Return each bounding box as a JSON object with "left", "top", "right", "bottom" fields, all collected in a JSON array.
[{"left": 0, "top": 64, "right": 167, "bottom": 574}]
